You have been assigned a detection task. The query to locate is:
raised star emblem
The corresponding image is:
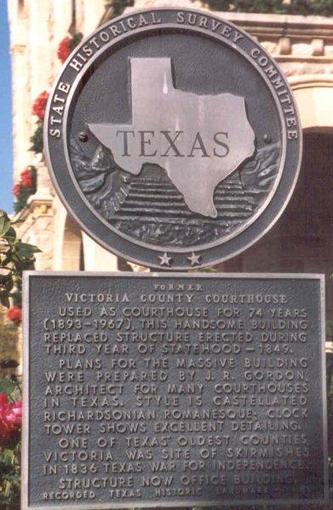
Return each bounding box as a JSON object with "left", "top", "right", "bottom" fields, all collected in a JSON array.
[
  {"left": 187, "top": 252, "right": 201, "bottom": 266},
  {"left": 158, "top": 252, "right": 172, "bottom": 267}
]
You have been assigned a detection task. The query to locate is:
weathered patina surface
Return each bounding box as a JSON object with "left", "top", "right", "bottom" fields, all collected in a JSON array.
[
  {"left": 23, "top": 272, "right": 327, "bottom": 509},
  {"left": 45, "top": 8, "right": 302, "bottom": 269}
]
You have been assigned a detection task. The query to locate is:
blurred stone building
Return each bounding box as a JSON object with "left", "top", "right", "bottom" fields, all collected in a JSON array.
[{"left": 7, "top": 0, "right": 333, "bottom": 334}]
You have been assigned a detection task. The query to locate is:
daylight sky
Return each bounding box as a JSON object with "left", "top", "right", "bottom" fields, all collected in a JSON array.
[{"left": 0, "top": 0, "right": 13, "bottom": 213}]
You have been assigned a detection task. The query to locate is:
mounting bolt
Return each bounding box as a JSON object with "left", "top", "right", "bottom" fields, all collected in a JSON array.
[
  {"left": 79, "top": 131, "right": 88, "bottom": 142},
  {"left": 263, "top": 134, "right": 271, "bottom": 144}
]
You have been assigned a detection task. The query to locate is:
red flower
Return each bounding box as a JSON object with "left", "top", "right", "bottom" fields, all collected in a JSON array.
[
  {"left": 6, "top": 401, "right": 22, "bottom": 428},
  {"left": 0, "top": 394, "right": 12, "bottom": 442},
  {"left": 32, "top": 91, "right": 49, "bottom": 120},
  {"left": 21, "top": 168, "right": 33, "bottom": 188},
  {"left": 0, "top": 395, "right": 22, "bottom": 444},
  {"left": 7, "top": 306, "right": 22, "bottom": 324},
  {"left": 57, "top": 36, "right": 71, "bottom": 63},
  {"left": 22, "top": 176, "right": 33, "bottom": 188},
  {"left": 0, "top": 394, "right": 8, "bottom": 407},
  {"left": 57, "top": 33, "right": 82, "bottom": 63},
  {"left": 13, "top": 183, "right": 21, "bottom": 198}
]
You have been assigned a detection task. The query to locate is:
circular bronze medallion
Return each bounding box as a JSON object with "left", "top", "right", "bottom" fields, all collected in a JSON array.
[{"left": 45, "top": 8, "right": 302, "bottom": 270}]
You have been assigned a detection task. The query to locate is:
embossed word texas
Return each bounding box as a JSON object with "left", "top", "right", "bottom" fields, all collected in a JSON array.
[{"left": 89, "top": 58, "right": 255, "bottom": 218}]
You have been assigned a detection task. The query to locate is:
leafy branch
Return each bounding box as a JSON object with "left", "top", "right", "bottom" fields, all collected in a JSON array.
[
  {"left": 0, "top": 211, "right": 40, "bottom": 308},
  {"left": 203, "top": 0, "right": 333, "bottom": 16}
]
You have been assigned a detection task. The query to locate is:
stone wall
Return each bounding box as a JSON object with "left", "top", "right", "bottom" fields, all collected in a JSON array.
[{"left": 7, "top": 0, "right": 109, "bottom": 271}]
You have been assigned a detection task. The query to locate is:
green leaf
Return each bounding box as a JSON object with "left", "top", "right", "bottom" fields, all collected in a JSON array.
[
  {"left": 0, "top": 251, "right": 13, "bottom": 267},
  {"left": 4, "top": 277, "right": 14, "bottom": 293},
  {"left": 15, "top": 241, "right": 41, "bottom": 259},
  {"left": 0, "top": 359, "right": 19, "bottom": 369},
  {"left": 0, "top": 273, "right": 12, "bottom": 286},
  {"left": 0, "top": 379, "right": 18, "bottom": 396},
  {"left": 3, "top": 227, "right": 16, "bottom": 243},
  {"left": 27, "top": 243, "right": 40, "bottom": 253},
  {"left": 0, "top": 212, "right": 11, "bottom": 236},
  {"left": 0, "top": 293, "right": 10, "bottom": 308},
  {"left": 30, "top": 124, "right": 43, "bottom": 154},
  {"left": 71, "top": 32, "right": 83, "bottom": 48},
  {"left": 2, "top": 450, "right": 15, "bottom": 465}
]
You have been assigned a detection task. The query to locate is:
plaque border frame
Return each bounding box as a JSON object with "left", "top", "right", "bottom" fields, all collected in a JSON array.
[
  {"left": 22, "top": 272, "right": 328, "bottom": 510},
  {"left": 44, "top": 7, "right": 303, "bottom": 270}
]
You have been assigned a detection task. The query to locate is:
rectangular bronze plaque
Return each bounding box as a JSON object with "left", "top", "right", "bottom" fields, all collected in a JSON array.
[{"left": 23, "top": 272, "right": 328, "bottom": 509}]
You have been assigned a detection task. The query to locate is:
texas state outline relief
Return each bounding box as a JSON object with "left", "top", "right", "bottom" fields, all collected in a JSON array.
[{"left": 89, "top": 58, "right": 255, "bottom": 218}]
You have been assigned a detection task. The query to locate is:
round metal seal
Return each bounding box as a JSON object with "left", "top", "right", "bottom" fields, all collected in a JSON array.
[{"left": 45, "top": 8, "right": 302, "bottom": 270}]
